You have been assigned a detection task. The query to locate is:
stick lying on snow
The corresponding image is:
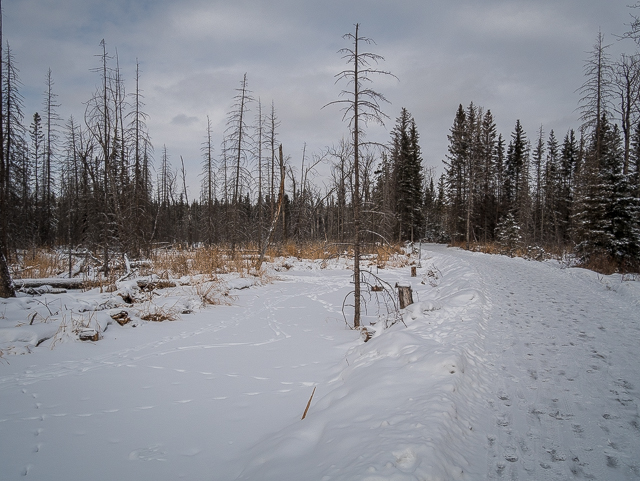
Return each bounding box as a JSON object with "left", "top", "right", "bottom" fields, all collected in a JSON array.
[{"left": 301, "top": 386, "right": 317, "bottom": 420}]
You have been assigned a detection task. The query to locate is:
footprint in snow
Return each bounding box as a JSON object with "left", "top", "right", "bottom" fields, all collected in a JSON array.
[
  {"left": 496, "top": 413, "right": 510, "bottom": 427},
  {"left": 129, "top": 445, "right": 166, "bottom": 461},
  {"left": 504, "top": 450, "right": 518, "bottom": 463},
  {"left": 497, "top": 391, "right": 510, "bottom": 402}
]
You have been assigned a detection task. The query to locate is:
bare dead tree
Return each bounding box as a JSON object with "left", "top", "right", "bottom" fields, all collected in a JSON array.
[
  {"left": 613, "top": 53, "right": 640, "bottom": 174},
  {"left": 577, "top": 31, "right": 613, "bottom": 164},
  {"left": 200, "top": 115, "right": 216, "bottom": 244},
  {"left": 223, "top": 73, "right": 254, "bottom": 249},
  {"left": 325, "top": 23, "right": 396, "bottom": 328},
  {"left": 0, "top": 0, "right": 14, "bottom": 297}
]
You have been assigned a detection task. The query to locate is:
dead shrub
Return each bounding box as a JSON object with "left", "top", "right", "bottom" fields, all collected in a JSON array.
[
  {"left": 192, "top": 277, "right": 232, "bottom": 306},
  {"left": 192, "top": 246, "right": 225, "bottom": 273},
  {"left": 138, "top": 302, "right": 180, "bottom": 322}
]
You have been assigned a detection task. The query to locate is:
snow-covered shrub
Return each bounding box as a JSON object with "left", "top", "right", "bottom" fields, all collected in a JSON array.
[{"left": 495, "top": 213, "right": 523, "bottom": 257}]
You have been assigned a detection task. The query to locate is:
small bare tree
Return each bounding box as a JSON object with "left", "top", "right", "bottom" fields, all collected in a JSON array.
[{"left": 325, "top": 23, "right": 395, "bottom": 328}]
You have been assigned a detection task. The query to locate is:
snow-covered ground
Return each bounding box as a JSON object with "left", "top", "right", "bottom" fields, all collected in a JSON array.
[{"left": 0, "top": 245, "right": 638, "bottom": 480}]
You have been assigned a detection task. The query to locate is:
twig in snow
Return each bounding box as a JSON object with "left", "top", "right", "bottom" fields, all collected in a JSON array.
[{"left": 301, "top": 386, "right": 317, "bottom": 420}]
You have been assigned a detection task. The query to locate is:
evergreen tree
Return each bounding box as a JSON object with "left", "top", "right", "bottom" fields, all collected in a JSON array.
[
  {"left": 504, "top": 120, "right": 531, "bottom": 236},
  {"left": 543, "top": 130, "right": 561, "bottom": 245},
  {"left": 392, "top": 108, "right": 423, "bottom": 241},
  {"left": 572, "top": 115, "right": 640, "bottom": 267},
  {"left": 443, "top": 104, "right": 467, "bottom": 242},
  {"left": 558, "top": 129, "right": 579, "bottom": 242},
  {"left": 532, "top": 126, "right": 545, "bottom": 243},
  {"left": 602, "top": 122, "right": 640, "bottom": 266},
  {"left": 495, "top": 212, "right": 523, "bottom": 257},
  {"left": 476, "top": 109, "right": 498, "bottom": 242}
]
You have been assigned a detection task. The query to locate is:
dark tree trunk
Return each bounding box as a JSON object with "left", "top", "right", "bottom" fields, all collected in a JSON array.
[{"left": 0, "top": 239, "right": 15, "bottom": 298}]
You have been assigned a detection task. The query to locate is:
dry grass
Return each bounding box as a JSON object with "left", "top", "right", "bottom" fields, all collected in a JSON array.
[
  {"left": 192, "top": 277, "right": 233, "bottom": 306},
  {"left": 9, "top": 241, "right": 410, "bottom": 282},
  {"left": 150, "top": 245, "right": 262, "bottom": 277},
  {"left": 12, "top": 248, "right": 67, "bottom": 279},
  {"left": 138, "top": 302, "right": 181, "bottom": 322}
]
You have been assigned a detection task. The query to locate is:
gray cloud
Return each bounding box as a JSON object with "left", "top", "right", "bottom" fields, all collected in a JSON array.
[
  {"left": 171, "top": 114, "right": 200, "bottom": 126},
  {"left": 4, "top": 0, "right": 636, "bottom": 191}
]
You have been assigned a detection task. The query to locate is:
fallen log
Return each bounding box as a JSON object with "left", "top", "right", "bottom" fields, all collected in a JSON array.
[
  {"left": 15, "top": 278, "right": 85, "bottom": 289},
  {"left": 136, "top": 279, "right": 177, "bottom": 290}
]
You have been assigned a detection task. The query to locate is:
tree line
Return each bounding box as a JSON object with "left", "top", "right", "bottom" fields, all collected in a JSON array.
[
  {"left": 1, "top": 8, "right": 640, "bottom": 295},
  {"left": 436, "top": 30, "right": 640, "bottom": 270},
  {"left": 0, "top": 36, "right": 425, "bottom": 260}
]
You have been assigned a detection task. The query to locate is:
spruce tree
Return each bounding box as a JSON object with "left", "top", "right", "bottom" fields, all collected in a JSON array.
[
  {"left": 544, "top": 130, "right": 561, "bottom": 245},
  {"left": 571, "top": 115, "right": 640, "bottom": 268},
  {"left": 559, "top": 129, "right": 579, "bottom": 242},
  {"left": 504, "top": 120, "right": 531, "bottom": 236},
  {"left": 443, "top": 104, "right": 467, "bottom": 242},
  {"left": 392, "top": 108, "right": 424, "bottom": 241}
]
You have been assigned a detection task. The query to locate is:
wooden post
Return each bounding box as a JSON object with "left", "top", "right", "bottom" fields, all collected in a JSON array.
[
  {"left": 396, "top": 282, "right": 413, "bottom": 309},
  {"left": 411, "top": 266, "right": 417, "bottom": 277}
]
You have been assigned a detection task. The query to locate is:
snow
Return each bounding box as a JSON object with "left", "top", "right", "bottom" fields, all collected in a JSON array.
[{"left": 1, "top": 245, "right": 639, "bottom": 480}]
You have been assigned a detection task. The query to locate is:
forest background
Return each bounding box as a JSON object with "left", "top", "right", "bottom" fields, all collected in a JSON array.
[{"left": 1, "top": 0, "right": 639, "bottom": 284}]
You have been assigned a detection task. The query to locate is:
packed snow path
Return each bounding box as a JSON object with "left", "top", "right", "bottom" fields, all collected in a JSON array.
[
  {"left": 0, "top": 246, "right": 639, "bottom": 480},
  {"left": 466, "top": 247, "right": 640, "bottom": 480}
]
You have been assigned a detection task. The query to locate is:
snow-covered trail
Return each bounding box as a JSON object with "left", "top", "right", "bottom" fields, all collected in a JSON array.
[
  {"left": 1, "top": 247, "right": 639, "bottom": 480},
  {"left": 0, "top": 269, "right": 359, "bottom": 480},
  {"left": 447, "top": 247, "right": 640, "bottom": 480}
]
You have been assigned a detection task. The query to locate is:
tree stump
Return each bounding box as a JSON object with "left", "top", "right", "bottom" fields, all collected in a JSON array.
[
  {"left": 78, "top": 329, "right": 99, "bottom": 342},
  {"left": 396, "top": 283, "right": 413, "bottom": 309},
  {"left": 411, "top": 266, "right": 417, "bottom": 277}
]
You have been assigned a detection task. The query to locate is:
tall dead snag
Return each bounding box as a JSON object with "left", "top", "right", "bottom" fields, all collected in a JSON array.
[
  {"left": 325, "top": 23, "right": 395, "bottom": 328},
  {"left": 224, "top": 73, "right": 254, "bottom": 250},
  {"left": 0, "top": 0, "right": 8, "bottom": 295},
  {"left": 0, "top": 0, "right": 14, "bottom": 298}
]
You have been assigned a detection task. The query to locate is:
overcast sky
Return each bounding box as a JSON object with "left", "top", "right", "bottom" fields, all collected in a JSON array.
[{"left": 3, "top": 0, "right": 637, "bottom": 193}]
